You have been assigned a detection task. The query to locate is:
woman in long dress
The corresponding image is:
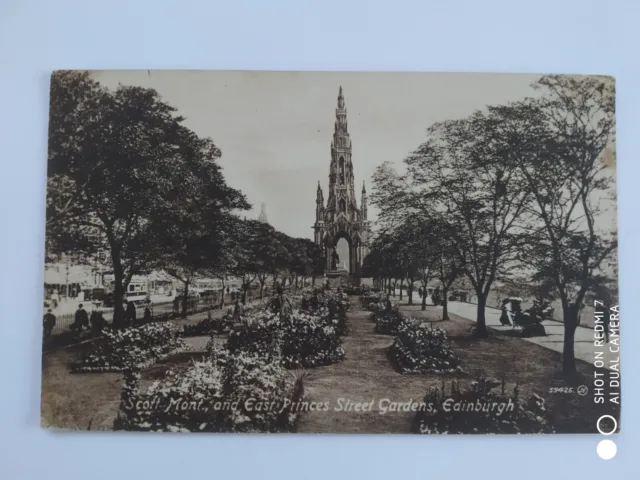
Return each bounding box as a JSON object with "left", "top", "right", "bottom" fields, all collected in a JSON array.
[{"left": 500, "top": 298, "right": 512, "bottom": 326}]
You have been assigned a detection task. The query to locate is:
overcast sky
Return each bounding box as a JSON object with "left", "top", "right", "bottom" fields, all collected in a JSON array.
[{"left": 90, "top": 70, "right": 615, "bottom": 240}]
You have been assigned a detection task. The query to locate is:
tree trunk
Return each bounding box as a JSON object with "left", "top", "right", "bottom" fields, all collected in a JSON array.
[
  {"left": 421, "top": 288, "right": 427, "bottom": 311},
  {"left": 112, "top": 259, "right": 126, "bottom": 328},
  {"left": 181, "top": 280, "right": 189, "bottom": 318},
  {"left": 259, "top": 281, "right": 265, "bottom": 300},
  {"left": 442, "top": 287, "right": 449, "bottom": 321},
  {"left": 475, "top": 292, "right": 488, "bottom": 337},
  {"left": 408, "top": 280, "right": 413, "bottom": 305},
  {"left": 563, "top": 309, "right": 579, "bottom": 377},
  {"left": 312, "top": 275, "right": 316, "bottom": 286},
  {"left": 219, "top": 277, "right": 226, "bottom": 309},
  {"left": 399, "top": 278, "right": 404, "bottom": 301},
  {"left": 242, "top": 284, "right": 248, "bottom": 305}
]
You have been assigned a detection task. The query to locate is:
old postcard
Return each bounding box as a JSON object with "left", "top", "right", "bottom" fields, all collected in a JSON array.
[{"left": 42, "top": 71, "right": 620, "bottom": 434}]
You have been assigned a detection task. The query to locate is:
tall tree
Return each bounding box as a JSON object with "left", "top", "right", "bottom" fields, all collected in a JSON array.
[
  {"left": 251, "top": 222, "right": 287, "bottom": 300},
  {"left": 47, "top": 71, "right": 249, "bottom": 325},
  {"left": 504, "top": 75, "right": 617, "bottom": 376},
  {"left": 429, "top": 219, "right": 464, "bottom": 320},
  {"left": 373, "top": 106, "right": 533, "bottom": 336}
]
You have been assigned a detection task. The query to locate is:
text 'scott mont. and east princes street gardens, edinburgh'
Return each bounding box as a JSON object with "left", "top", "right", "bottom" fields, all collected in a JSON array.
[{"left": 41, "top": 71, "right": 620, "bottom": 434}]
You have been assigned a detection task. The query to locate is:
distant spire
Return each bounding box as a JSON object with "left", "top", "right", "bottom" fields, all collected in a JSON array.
[
  {"left": 362, "top": 181, "right": 366, "bottom": 194},
  {"left": 317, "top": 181, "right": 322, "bottom": 192},
  {"left": 258, "top": 202, "right": 268, "bottom": 223},
  {"left": 337, "top": 86, "right": 345, "bottom": 109}
]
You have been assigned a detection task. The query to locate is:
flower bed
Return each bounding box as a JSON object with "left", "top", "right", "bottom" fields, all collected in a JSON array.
[
  {"left": 114, "top": 349, "right": 302, "bottom": 433},
  {"left": 222, "top": 350, "right": 302, "bottom": 432},
  {"left": 280, "top": 311, "right": 345, "bottom": 368},
  {"left": 300, "top": 288, "right": 350, "bottom": 336},
  {"left": 219, "top": 310, "right": 282, "bottom": 361},
  {"left": 214, "top": 306, "right": 345, "bottom": 369},
  {"left": 388, "top": 319, "right": 461, "bottom": 373},
  {"left": 360, "top": 291, "right": 388, "bottom": 309},
  {"left": 71, "top": 323, "right": 189, "bottom": 373},
  {"left": 372, "top": 302, "right": 404, "bottom": 335},
  {"left": 413, "top": 376, "right": 555, "bottom": 434}
]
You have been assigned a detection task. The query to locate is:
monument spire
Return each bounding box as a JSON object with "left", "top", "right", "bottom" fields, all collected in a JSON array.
[
  {"left": 314, "top": 86, "right": 371, "bottom": 281},
  {"left": 361, "top": 181, "right": 368, "bottom": 221}
]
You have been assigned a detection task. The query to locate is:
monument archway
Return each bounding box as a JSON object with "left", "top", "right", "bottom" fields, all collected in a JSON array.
[
  {"left": 324, "top": 230, "right": 361, "bottom": 278},
  {"left": 336, "top": 237, "right": 350, "bottom": 273}
]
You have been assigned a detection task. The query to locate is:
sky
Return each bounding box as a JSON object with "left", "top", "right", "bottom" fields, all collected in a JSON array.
[{"left": 90, "top": 70, "right": 616, "bottom": 240}]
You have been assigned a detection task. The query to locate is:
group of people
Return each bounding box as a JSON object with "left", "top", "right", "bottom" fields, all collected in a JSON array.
[
  {"left": 416, "top": 287, "right": 442, "bottom": 306},
  {"left": 42, "top": 299, "right": 155, "bottom": 340}
]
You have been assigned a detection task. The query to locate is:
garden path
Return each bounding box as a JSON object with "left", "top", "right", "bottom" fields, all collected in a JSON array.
[
  {"left": 446, "top": 301, "right": 617, "bottom": 371},
  {"left": 296, "top": 297, "right": 435, "bottom": 433}
]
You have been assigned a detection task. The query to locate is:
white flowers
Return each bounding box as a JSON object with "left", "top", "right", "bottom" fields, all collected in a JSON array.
[{"left": 74, "top": 323, "right": 190, "bottom": 373}]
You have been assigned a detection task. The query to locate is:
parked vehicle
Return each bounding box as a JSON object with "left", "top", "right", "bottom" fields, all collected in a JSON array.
[{"left": 126, "top": 290, "right": 150, "bottom": 306}]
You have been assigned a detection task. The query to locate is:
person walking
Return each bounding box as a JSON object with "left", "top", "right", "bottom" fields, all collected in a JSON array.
[
  {"left": 72, "top": 304, "right": 89, "bottom": 332},
  {"left": 90, "top": 310, "right": 107, "bottom": 334},
  {"left": 173, "top": 295, "right": 180, "bottom": 315},
  {"left": 43, "top": 309, "right": 56, "bottom": 338},
  {"left": 51, "top": 290, "right": 59, "bottom": 309},
  {"left": 126, "top": 301, "right": 137, "bottom": 326},
  {"left": 143, "top": 303, "right": 153, "bottom": 324}
]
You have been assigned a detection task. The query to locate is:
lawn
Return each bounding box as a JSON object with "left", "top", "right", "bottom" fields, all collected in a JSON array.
[
  {"left": 40, "top": 309, "right": 230, "bottom": 431},
  {"left": 296, "top": 299, "right": 618, "bottom": 433}
]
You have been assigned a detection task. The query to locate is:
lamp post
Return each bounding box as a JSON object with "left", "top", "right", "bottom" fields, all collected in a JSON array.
[{"left": 65, "top": 259, "right": 70, "bottom": 300}]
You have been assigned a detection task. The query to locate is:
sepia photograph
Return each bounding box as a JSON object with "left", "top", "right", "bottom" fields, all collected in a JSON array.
[{"left": 41, "top": 70, "right": 619, "bottom": 434}]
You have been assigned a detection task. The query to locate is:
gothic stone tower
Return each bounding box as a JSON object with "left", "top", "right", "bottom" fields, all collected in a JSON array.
[{"left": 313, "top": 86, "right": 370, "bottom": 279}]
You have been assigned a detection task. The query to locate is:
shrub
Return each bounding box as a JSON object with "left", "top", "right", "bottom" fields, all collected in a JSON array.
[
  {"left": 72, "top": 323, "right": 189, "bottom": 373},
  {"left": 300, "top": 288, "right": 350, "bottom": 336},
  {"left": 114, "top": 349, "right": 302, "bottom": 433},
  {"left": 388, "top": 319, "right": 461, "bottom": 373},
  {"left": 361, "top": 291, "right": 388, "bottom": 308},
  {"left": 325, "top": 289, "right": 350, "bottom": 335},
  {"left": 280, "top": 311, "right": 345, "bottom": 368},
  {"left": 373, "top": 302, "right": 404, "bottom": 335},
  {"left": 413, "top": 376, "right": 555, "bottom": 434},
  {"left": 114, "top": 362, "right": 225, "bottom": 432},
  {"left": 266, "top": 284, "right": 293, "bottom": 318},
  {"left": 222, "top": 350, "right": 300, "bottom": 432},
  {"left": 216, "top": 307, "right": 345, "bottom": 369},
  {"left": 220, "top": 310, "right": 282, "bottom": 361}
]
